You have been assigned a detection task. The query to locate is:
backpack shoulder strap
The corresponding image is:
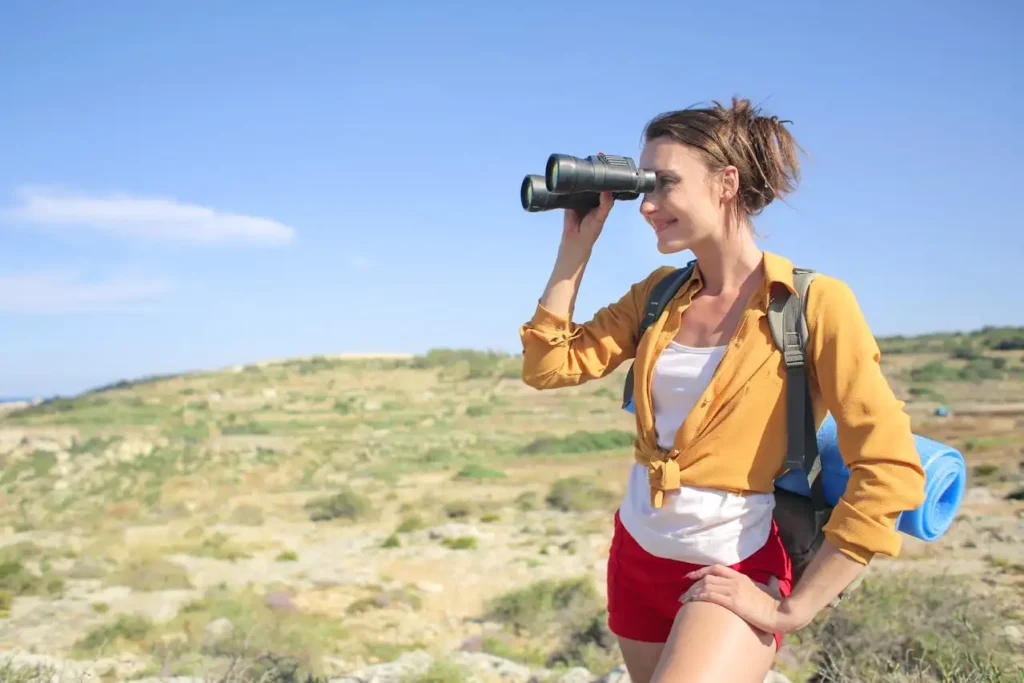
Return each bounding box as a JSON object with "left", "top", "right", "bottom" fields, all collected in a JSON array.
[
  {"left": 766, "top": 267, "right": 820, "bottom": 482},
  {"left": 621, "top": 260, "right": 697, "bottom": 410}
]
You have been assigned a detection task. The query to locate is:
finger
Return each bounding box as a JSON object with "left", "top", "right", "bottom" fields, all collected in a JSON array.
[
  {"left": 679, "top": 579, "right": 703, "bottom": 603},
  {"left": 686, "top": 588, "right": 734, "bottom": 609},
  {"left": 594, "top": 192, "right": 615, "bottom": 217},
  {"left": 686, "top": 564, "right": 742, "bottom": 581}
]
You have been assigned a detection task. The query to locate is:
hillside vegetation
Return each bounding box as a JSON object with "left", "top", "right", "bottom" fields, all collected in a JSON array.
[{"left": 1, "top": 327, "right": 1023, "bottom": 682}]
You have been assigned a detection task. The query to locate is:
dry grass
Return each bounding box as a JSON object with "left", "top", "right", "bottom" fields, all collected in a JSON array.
[{"left": 2, "top": 344, "right": 1024, "bottom": 680}]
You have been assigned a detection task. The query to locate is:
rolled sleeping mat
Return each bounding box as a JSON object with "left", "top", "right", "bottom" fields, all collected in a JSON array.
[{"left": 774, "top": 413, "right": 967, "bottom": 542}]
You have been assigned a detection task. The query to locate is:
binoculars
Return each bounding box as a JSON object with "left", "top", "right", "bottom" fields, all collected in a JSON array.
[{"left": 520, "top": 153, "right": 657, "bottom": 213}]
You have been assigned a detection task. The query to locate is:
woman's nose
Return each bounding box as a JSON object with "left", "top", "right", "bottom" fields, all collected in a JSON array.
[{"left": 639, "top": 195, "right": 656, "bottom": 216}]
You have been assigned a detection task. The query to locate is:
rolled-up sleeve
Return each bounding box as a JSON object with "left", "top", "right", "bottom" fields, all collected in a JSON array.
[
  {"left": 519, "top": 270, "right": 666, "bottom": 390},
  {"left": 806, "top": 276, "right": 927, "bottom": 565}
]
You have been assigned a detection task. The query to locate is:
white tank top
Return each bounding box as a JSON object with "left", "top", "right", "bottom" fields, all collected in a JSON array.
[{"left": 617, "top": 340, "right": 775, "bottom": 565}]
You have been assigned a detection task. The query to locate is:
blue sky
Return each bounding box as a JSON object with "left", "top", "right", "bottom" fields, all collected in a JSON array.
[{"left": 1, "top": 1, "right": 1021, "bottom": 398}]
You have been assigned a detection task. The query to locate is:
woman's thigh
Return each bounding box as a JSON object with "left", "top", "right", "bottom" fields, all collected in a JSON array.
[
  {"left": 616, "top": 636, "right": 665, "bottom": 683},
  {"left": 650, "top": 600, "right": 777, "bottom": 683}
]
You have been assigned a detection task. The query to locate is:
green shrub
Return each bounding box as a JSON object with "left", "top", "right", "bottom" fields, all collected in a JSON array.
[
  {"left": 484, "top": 577, "right": 603, "bottom": 637},
  {"left": 910, "top": 357, "right": 1008, "bottom": 383},
  {"left": 442, "top": 536, "right": 477, "bottom": 550},
  {"left": 795, "top": 570, "right": 1022, "bottom": 682},
  {"left": 305, "top": 487, "right": 372, "bottom": 522},
  {"left": 909, "top": 361, "right": 961, "bottom": 383},
  {"left": 396, "top": 516, "right": 424, "bottom": 533},
  {"left": 521, "top": 430, "right": 635, "bottom": 456},
  {"left": 545, "top": 477, "right": 616, "bottom": 513},
  {"left": 410, "top": 349, "right": 520, "bottom": 380},
  {"left": 453, "top": 464, "right": 506, "bottom": 481},
  {"left": 105, "top": 558, "right": 193, "bottom": 592},
  {"left": 74, "top": 613, "right": 153, "bottom": 654},
  {"left": 404, "top": 659, "right": 470, "bottom": 683}
]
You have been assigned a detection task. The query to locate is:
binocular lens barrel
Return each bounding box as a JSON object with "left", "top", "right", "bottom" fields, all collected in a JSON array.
[
  {"left": 521, "top": 175, "right": 602, "bottom": 213},
  {"left": 545, "top": 154, "right": 656, "bottom": 195},
  {"left": 520, "top": 152, "right": 654, "bottom": 213}
]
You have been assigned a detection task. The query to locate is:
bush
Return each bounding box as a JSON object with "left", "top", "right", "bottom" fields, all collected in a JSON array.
[
  {"left": 304, "top": 487, "right": 372, "bottom": 522},
  {"left": 484, "top": 577, "right": 603, "bottom": 637},
  {"left": 105, "top": 558, "right": 193, "bottom": 592},
  {"left": 406, "top": 659, "right": 470, "bottom": 683},
  {"left": 411, "top": 349, "right": 520, "bottom": 380},
  {"left": 796, "top": 570, "right": 1022, "bottom": 682},
  {"left": 168, "top": 585, "right": 349, "bottom": 680},
  {"left": 74, "top": 613, "right": 153, "bottom": 654},
  {"left": 453, "top": 464, "right": 506, "bottom": 481},
  {"left": 482, "top": 577, "right": 617, "bottom": 674},
  {"left": 520, "top": 430, "right": 635, "bottom": 456},
  {"left": 909, "top": 361, "right": 961, "bottom": 383},
  {"left": 910, "top": 357, "right": 1008, "bottom": 383},
  {"left": 442, "top": 536, "right": 477, "bottom": 550},
  {"left": 546, "top": 477, "right": 617, "bottom": 513}
]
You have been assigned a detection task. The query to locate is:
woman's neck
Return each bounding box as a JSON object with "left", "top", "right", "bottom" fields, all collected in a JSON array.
[{"left": 691, "top": 226, "right": 763, "bottom": 297}]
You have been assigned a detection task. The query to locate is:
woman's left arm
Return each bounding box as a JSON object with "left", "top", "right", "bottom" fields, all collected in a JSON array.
[
  {"left": 682, "top": 275, "right": 927, "bottom": 633},
  {"left": 778, "top": 274, "right": 927, "bottom": 628}
]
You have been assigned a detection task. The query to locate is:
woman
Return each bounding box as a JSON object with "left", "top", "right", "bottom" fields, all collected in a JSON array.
[{"left": 518, "top": 98, "right": 927, "bottom": 683}]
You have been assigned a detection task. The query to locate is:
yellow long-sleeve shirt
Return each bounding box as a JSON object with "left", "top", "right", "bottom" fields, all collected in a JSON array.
[{"left": 519, "top": 251, "right": 926, "bottom": 566}]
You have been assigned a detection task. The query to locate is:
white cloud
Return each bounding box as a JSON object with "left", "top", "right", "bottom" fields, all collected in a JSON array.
[
  {"left": 4, "top": 185, "right": 296, "bottom": 246},
  {"left": 0, "top": 270, "right": 174, "bottom": 313}
]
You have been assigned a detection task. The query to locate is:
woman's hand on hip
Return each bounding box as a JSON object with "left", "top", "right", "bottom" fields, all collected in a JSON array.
[{"left": 679, "top": 564, "right": 808, "bottom": 634}]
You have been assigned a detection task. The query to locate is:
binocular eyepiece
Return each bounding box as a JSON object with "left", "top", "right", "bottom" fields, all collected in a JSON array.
[{"left": 520, "top": 153, "right": 657, "bottom": 213}]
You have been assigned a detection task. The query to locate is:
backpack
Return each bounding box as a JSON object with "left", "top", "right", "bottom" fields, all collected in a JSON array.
[{"left": 621, "top": 260, "right": 862, "bottom": 604}]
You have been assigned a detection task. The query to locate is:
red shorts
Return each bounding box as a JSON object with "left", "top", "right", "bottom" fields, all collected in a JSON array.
[{"left": 606, "top": 510, "right": 793, "bottom": 650}]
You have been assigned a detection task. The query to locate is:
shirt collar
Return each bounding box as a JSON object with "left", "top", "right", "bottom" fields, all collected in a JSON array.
[{"left": 674, "top": 250, "right": 796, "bottom": 313}]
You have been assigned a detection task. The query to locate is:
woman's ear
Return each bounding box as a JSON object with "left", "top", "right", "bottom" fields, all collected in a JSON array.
[{"left": 719, "top": 165, "right": 739, "bottom": 203}]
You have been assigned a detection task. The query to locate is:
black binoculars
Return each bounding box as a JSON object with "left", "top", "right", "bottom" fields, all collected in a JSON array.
[{"left": 520, "top": 153, "right": 657, "bottom": 213}]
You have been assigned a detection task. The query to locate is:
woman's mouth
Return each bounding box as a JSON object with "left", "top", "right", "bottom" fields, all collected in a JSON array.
[{"left": 654, "top": 219, "right": 677, "bottom": 234}]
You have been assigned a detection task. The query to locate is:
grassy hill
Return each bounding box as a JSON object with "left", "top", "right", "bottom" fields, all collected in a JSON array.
[{"left": 1, "top": 330, "right": 1023, "bottom": 682}]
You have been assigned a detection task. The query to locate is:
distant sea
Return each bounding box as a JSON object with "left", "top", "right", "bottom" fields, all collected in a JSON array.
[{"left": 0, "top": 397, "right": 34, "bottom": 404}]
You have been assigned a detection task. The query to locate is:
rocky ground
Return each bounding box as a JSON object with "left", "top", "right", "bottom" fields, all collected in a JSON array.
[{"left": 1, "top": 347, "right": 1023, "bottom": 682}]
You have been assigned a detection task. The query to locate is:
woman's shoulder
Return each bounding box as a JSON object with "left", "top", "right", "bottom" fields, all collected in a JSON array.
[
  {"left": 803, "top": 271, "right": 863, "bottom": 320},
  {"left": 620, "top": 264, "right": 686, "bottom": 305},
  {"left": 763, "top": 251, "right": 871, "bottom": 336}
]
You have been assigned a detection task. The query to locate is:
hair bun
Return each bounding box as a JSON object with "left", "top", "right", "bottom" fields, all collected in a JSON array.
[{"left": 643, "top": 97, "right": 803, "bottom": 217}]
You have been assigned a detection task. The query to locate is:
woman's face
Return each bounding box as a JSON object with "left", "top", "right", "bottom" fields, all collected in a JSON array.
[{"left": 638, "top": 137, "right": 736, "bottom": 254}]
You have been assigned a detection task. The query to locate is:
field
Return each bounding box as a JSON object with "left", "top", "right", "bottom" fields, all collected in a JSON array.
[{"left": 1, "top": 328, "right": 1024, "bottom": 683}]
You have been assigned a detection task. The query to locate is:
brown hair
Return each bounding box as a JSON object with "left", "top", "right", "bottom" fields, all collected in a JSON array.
[{"left": 642, "top": 97, "right": 803, "bottom": 217}]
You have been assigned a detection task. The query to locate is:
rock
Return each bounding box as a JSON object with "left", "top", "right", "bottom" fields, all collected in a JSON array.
[
  {"left": 964, "top": 487, "right": 997, "bottom": 505},
  {"left": 264, "top": 591, "right": 295, "bottom": 611},
  {"left": 556, "top": 667, "right": 592, "bottom": 683},
  {"left": 416, "top": 580, "right": 445, "bottom": 593},
  {"left": 596, "top": 664, "right": 630, "bottom": 683},
  {"left": 450, "top": 652, "right": 532, "bottom": 682},
  {"left": 428, "top": 523, "right": 494, "bottom": 541},
  {"left": 202, "top": 617, "right": 234, "bottom": 645},
  {"left": 763, "top": 672, "right": 792, "bottom": 683},
  {"left": 1003, "top": 624, "right": 1024, "bottom": 645},
  {"left": 0, "top": 652, "right": 151, "bottom": 683},
  {"left": 329, "top": 649, "right": 434, "bottom": 683}
]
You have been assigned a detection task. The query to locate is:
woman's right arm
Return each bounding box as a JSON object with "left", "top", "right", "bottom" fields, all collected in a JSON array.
[{"left": 519, "top": 193, "right": 663, "bottom": 390}]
